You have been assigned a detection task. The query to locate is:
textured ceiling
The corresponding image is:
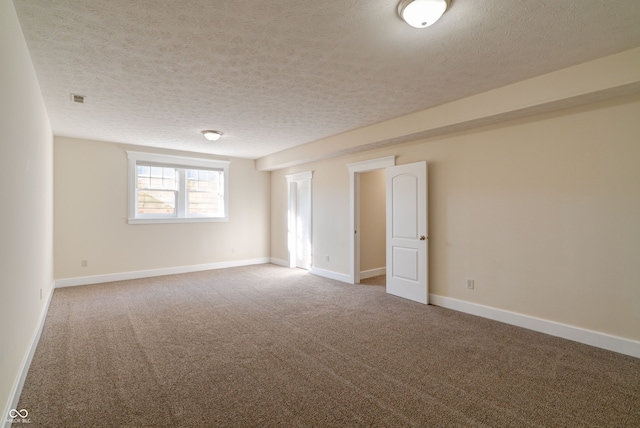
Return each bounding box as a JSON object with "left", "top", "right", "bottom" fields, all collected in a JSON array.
[{"left": 13, "top": 0, "right": 640, "bottom": 160}]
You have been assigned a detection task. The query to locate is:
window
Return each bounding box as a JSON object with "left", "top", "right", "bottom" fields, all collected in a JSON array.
[
  {"left": 127, "top": 151, "right": 229, "bottom": 224},
  {"left": 137, "top": 165, "right": 178, "bottom": 216}
]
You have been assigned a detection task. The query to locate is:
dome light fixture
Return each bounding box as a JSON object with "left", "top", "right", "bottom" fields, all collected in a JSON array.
[
  {"left": 201, "top": 130, "right": 223, "bottom": 141},
  {"left": 398, "top": 0, "right": 449, "bottom": 29}
]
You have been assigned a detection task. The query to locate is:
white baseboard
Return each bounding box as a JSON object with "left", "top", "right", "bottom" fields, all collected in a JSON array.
[
  {"left": 360, "top": 267, "right": 386, "bottom": 280},
  {"left": 3, "top": 283, "right": 55, "bottom": 428},
  {"left": 54, "top": 258, "right": 271, "bottom": 288},
  {"left": 269, "top": 258, "right": 290, "bottom": 267},
  {"left": 429, "top": 294, "right": 640, "bottom": 359},
  {"left": 309, "top": 266, "right": 352, "bottom": 284}
]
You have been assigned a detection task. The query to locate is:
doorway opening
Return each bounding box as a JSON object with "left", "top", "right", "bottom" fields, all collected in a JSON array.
[
  {"left": 286, "top": 171, "right": 313, "bottom": 270},
  {"left": 347, "top": 156, "right": 395, "bottom": 284},
  {"left": 357, "top": 169, "right": 387, "bottom": 287}
]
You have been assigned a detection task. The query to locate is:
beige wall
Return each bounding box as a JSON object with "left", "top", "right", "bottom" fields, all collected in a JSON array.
[
  {"left": 54, "top": 137, "right": 270, "bottom": 279},
  {"left": 270, "top": 94, "right": 640, "bottom": 341},
  {"left": 0, "top": 0, "right": 54, "bottom": 417},
  {"left": 359, "top": 170, "right": 386, "bottom": 272},
  {"left": 272, "top": 158, "right": 352, "bottom": 273}
]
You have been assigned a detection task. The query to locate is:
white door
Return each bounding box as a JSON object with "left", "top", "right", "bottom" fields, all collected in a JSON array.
[
  {"left": 296, "top": 179, "right": 312, "bottom": 269},
  {"left": 386, "top": 161, "right": 428, "bottom": 303}
]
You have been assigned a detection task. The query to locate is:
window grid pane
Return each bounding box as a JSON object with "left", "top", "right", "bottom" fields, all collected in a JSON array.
[
  {"left": 187, "top": 169, "right": 221, "bottom": 216},
  {"left": 137, "top": 165, "right": 178, "bottom": 191},
  {"left": 137, "top": 165, "right": 178, "bottom": 215},
  {"left": 137, "top": 190, "right": 176, "bottom": 215}
]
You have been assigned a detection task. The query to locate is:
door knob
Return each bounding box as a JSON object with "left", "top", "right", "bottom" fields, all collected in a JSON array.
[{"left": 420, "top": 235, "right": 426, "bottom": 240}]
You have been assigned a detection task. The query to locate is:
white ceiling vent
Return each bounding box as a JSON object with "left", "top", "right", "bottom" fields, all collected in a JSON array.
[{"left": 70, "top": 93, "right": 85, "bottom": 103}]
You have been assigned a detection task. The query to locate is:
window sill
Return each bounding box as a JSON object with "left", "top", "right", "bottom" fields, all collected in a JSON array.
[{"left": 128, "top": 217, "right": 228, "bottom": 225}]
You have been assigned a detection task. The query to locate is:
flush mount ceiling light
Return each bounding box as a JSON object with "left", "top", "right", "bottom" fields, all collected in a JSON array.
[
  {"left": 398, "top": 0, "right": 449, "bottom": 29},
  {"left": 201, "top": 130, "right": 223, "bottom": 141}
]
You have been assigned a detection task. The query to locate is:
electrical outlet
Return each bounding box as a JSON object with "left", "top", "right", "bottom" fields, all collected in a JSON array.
[
  {"left": 467, "top": 279, "right": 474, "bottom": 290},
  {"left": 231, "top": 248, "right": 236, "bottom": 254},
  {"left": 81, "top": 260, "right": 88, "bottom": 267},
  {"left": 326, "top": 255, "right": 330, "bottom": 262}
]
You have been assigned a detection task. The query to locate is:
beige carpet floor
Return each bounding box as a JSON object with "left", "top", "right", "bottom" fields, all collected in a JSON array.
[{"left": 15, "top": 264, "right": 640, "bottom": 427}]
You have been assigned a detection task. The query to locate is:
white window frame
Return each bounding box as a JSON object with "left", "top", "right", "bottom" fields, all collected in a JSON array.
[{"left": 127, "top": 151, "right": 230, "bottom": 224}]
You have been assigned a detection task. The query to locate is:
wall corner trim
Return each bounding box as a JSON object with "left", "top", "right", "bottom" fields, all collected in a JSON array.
[
  {"left": 54, "top": 258, "right": 271, "bottom": 288},
  {"left": 360, "top": 268, "right": 386, "bottom": 280},
  {"left": 429, "top": 294, "right": 640, "bottom": 359},
  {"left": 4, "top": 283, "right": 55, "bottom": 428},
  {"left": 269, "top": 258, "right": 290, "bottom": 267},
  {"left": 309, "top": 267, "right": 352, "bottom": 284}
]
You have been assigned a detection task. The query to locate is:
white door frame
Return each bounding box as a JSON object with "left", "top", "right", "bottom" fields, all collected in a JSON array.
[
  {"left": 286, "top": 171, "right": 313, "bottom": 269},
  {"left": 347, "top": 156, "right": 395, "bottom": 284}
]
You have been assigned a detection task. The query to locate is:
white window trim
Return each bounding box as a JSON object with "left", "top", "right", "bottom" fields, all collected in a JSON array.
[{"left": 127, "top": 150, "right": 230, "bottom": 224}]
